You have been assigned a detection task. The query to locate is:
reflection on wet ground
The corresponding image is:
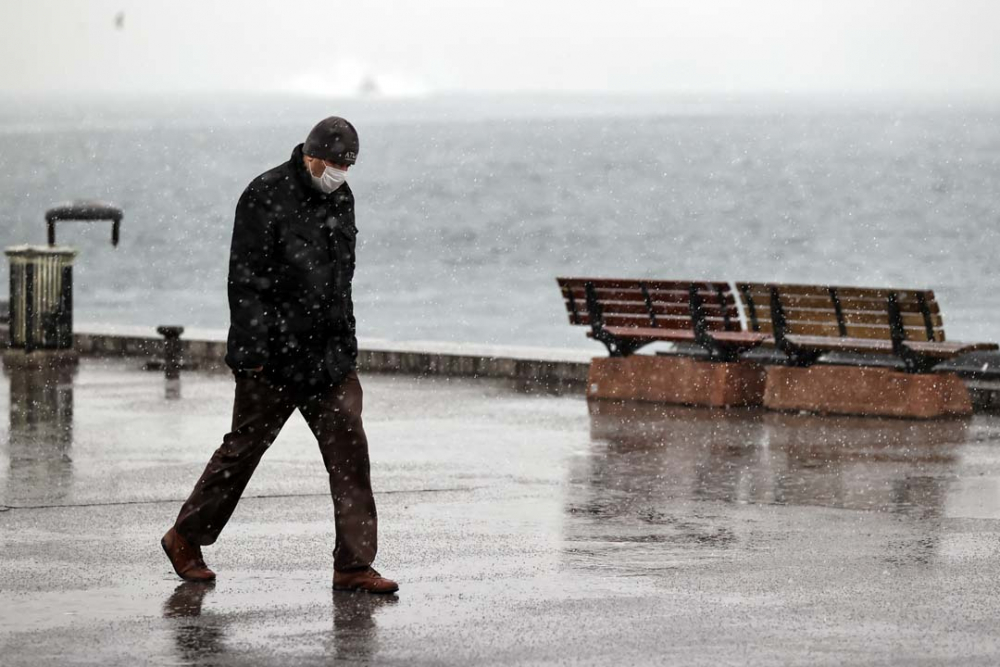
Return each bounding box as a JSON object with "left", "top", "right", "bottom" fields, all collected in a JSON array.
[
  {"left": 164, "top": 583, "right": 227, "bottom": 662},
  {"left": 581, "top": 401, "right": 973, "bottom": 516},
  {"left": 160, "top": 583, "right": 397, "bottom": 664},
  {"left": 328, "top": 592, "right": 399, "bottom": 662},
  {"left": 3, "top": 364, "right": 76, "bottom": 505},
  {"left": 563, "top": 400, "right": 1000, "bottom": 570}
]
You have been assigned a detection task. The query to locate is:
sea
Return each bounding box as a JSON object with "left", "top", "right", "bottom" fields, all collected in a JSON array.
[{"left": 1, "top": 93, "right": 998, "bottom": 350}]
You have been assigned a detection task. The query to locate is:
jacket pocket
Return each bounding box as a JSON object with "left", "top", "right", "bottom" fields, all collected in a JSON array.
[{"left": 323, "top": 334, "right": 357, "bottom": 385}]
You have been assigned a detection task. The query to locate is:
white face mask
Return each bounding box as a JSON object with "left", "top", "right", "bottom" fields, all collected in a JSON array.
[{"left": 311, "top": 165, "right": 348, "bottom": 194}]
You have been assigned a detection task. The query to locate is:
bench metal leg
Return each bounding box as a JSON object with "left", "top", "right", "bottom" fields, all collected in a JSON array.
[
  {"left": 770, "top": 286, "right": 822, "bottom": 367},
  {"left": 584, "top": 281, "right": 643, "bottom": 357},
  {"left": 887, "top": 292, "right": 936, "bottom": 373},
  {"left": 687, "top": 283, "right": 741, "bottom": 362},
  {"left": 592, "top": 328, "right": 642, "bottom": 357}
]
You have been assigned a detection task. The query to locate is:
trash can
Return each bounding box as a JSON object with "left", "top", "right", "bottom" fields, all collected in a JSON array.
[
  {"left": 5, "top": 245, "right": 77, "bottom": 352},
  {"left": 3, "top": 201, "right": 121, "bottom": 369}
]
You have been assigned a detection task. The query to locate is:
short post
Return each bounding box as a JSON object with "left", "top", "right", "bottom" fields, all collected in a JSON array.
[{"left": 156, "top": 326, "right": 185, "bottom": 380}]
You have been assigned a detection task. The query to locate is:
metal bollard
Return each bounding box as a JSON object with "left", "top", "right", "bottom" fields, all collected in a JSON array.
[{"left": 156, "top": 326, "right": 185, "bottom": 380}]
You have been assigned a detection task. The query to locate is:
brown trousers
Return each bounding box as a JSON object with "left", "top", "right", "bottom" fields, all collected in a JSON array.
[{"left": 174, "top": 370, "right": 377, "bottom": 571}]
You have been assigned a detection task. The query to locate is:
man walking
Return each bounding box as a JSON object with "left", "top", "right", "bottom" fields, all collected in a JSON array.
[{"left": 161, "top": 117, "right": 398, "bottom": 594}]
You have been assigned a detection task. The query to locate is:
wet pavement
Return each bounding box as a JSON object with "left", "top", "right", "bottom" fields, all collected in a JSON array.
[{"left": 3, "top": 360, "right": 1000, "bottom": 665}]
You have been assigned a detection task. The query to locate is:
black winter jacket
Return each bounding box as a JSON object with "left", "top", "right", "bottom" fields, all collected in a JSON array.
[{"left": 224, "top": 144, "right": 359, "bottom": 392}]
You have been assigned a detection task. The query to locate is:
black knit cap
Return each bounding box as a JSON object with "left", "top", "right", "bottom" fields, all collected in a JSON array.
[{"left": 303, "top": 116, "right": 359, "bottom": 165}]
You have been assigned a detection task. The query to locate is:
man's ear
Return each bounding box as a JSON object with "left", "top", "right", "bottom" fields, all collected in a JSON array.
[{"left": 303, "top": 154, "right": 319, "bottom": 176}]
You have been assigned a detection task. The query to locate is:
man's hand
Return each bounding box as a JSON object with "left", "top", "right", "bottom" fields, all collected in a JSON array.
[{"left": 235, "top": 366, "right": 264, "bottom": 380}]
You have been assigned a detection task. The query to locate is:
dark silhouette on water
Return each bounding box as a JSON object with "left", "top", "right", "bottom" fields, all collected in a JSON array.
[
  {"left": 329, "top": 592, "right": 399, "bottom": 662},
  {"left": 163, "top": 582, "right": 227, "bottom": 662}
]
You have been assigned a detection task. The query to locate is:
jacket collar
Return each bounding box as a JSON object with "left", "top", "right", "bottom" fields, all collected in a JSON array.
[{"left": 290, "top": 143, "right": 318, "bottom": 194}]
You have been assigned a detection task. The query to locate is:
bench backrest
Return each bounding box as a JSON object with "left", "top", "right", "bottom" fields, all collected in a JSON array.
[
  {"left": 557, "top": 277, "right": 741, "bottom": 333},
  {"left": 736, "top": 282, "right": 945, "bottom": 342}
]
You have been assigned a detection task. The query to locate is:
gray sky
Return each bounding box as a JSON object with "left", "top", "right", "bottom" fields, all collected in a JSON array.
[{"left": 2, "top": 0, "right": 999, "bottom": 96}]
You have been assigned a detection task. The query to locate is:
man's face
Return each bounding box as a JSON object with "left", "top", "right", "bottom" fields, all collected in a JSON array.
[{"left": 304, "top": 154, "right": 351, "bottom": 178}]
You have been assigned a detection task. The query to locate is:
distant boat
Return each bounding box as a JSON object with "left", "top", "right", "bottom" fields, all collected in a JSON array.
[{"left": 358, "top": 76, "right": 380, "bottom": 97}]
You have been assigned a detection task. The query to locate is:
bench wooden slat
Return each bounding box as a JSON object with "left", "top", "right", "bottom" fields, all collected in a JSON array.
[
  {"left": 778, "top": 335, "right": 997, "bottom": 359},
  {"left": 562, "top": 286, "right": 736, "bottom": 306},
  {"left": 750, "top": 306, "right": 943, "bottom": 329},
  {"left": 903, "top": 340, "right": 998, "bottom": 358},
  {"left": 710, "top": 331, "right": 770, "bottom": 346},
  {"left": 571, "top": 313, "right": 735, "bottom": 331},
  {"left": 559, "top": 277, "right": 732, "bottom": 292},
  {"left": 599, "top": 326, "right": 766, "bottom": 351},
  {"left": 749, "top": 320, "right": 945, "bottom": 342},
  {"left": 783, "top": 334, "right": 894, "bottom": 354},
  {"left": 740, "top": 283, "right": 934, "bottom": 301},
  {"left": 741, "top": 292, "right": 941, "bottom": 315},
  {"left": 591, "top": 327, "right": 695, "bottom": 344},
  {"left": 566, "top": 300, "right": 737, "bottom": 318}
]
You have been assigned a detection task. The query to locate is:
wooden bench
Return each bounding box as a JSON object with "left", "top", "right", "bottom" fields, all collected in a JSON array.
[
  {"left": 557, "top": 277, "right": 769, "bottom": 408},
  {"left": 558, "top": 276, "right": 997, "bottom": 416},
  {"left": 735, "top": 282, "right": 997, "bottom": 373},
  {"left": 557, "top": 277, "right": 766, "bottom": 361}
]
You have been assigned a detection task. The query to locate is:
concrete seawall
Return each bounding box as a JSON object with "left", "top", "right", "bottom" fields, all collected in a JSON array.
[
  {"left": 68, "top": 327, "right": 592, "bottom": 392},
  {"left": 3, "top": 323, "right": 1000, "bottom": 409}
]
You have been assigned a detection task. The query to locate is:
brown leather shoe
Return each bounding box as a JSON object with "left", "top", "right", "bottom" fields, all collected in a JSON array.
[
  {"left": 333, "top": 567, "right": 399, "bottom": 594},
  {"left": 161, "top": 527, "right": 216, "bottom": 582}
]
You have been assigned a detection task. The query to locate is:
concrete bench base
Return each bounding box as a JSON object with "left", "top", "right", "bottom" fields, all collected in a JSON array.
[
  {"left": 764, "top": 365, "right": 973, "bottom": 419},
  {"left": 587, "top": 355, "right": 766, "bottom": 408}
]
